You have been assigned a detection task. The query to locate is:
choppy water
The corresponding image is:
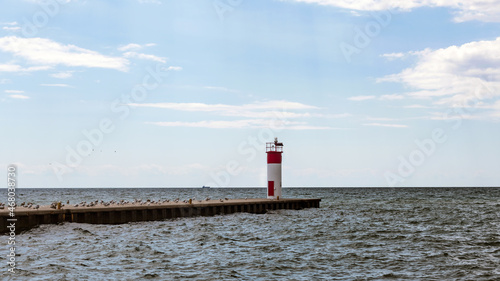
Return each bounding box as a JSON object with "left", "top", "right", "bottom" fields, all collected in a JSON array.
[{"left": 2, "top": 187, "right": 500, "bottom": 280}]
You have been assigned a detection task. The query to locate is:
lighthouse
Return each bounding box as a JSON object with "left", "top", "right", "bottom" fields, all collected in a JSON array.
[{"left": 266, "top": 138, "right": 283, "bottom": 199}]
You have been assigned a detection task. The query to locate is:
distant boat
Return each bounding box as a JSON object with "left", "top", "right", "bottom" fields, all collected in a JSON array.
[{"left": 202, "top": 186, "right": 210, "bottom": 189}]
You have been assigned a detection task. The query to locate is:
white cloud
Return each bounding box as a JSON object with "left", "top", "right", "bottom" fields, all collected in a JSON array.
[
  {"left": 1, "top": 21, "right": 20, "bottom": 32},
  {"left": 0, "top": 63, "right": 52, "bottom": 72},
  {"left": 3, "top": 26, "right": 21, "bottom": 31},
  {"left": 363, "top": 122, "right": 408, "bottom": 128},
  {"left": 0, "top": 36, "right": 129, "bottom": 71},
  {"left": 167, "top": 66, "right": 182, "bottom": 71},
  {"left": 137, "top": 0, "right": 161, "bottom": 4},
  {"left": 286, "top": 0, "right": 500, "bottom": 22},
  {"left": 0, "top": 78, "right": 10, "bottom": 84},
  {"left": 379, "top": 37, "right": 500, "bottom": 120},
  {"left": 349, "top": 94, "right": 404, "bottom": 101},
  {"left": 133, "top": 100, "right": 344, "bottom": 130},
  {"left": 348, "top": 95, "right": 376, "bottom": 101},
  {"left": 5, "top": 90, "right": 24, "bottom": 94},
  {"left": 118, "top": 43, "right": 142, "bottom": 52},
  {"left": 129, "top": 100, "right": 318, "bottom": 114},
  {"left": 380, "top": 94, "right": 404, "bottom": 100},
  {"left": 204, "top": 86, "right": 239, "bottom": 93},
  {"left": 380, "top": 52, "right": 405, "bottom": 60},
  {"left": 366, "top": 116, "right": 396, "bottom": 121},
  {"left": 41, "top": 83, "right": 72, "bottom": 87},
  {"left": 147, "top": 120, "right": 334, "bottom": 130},
  {"left": 118, "top": 43, "right": 156, "bottom": 52},
  {"left": 9, "top": 94, "right": 29, "bottom": 99},
  {"left": 50, "top": 71, "right": 73, "bottom": 79},
  {"left": 123, "top": 51, "right": 167, "bottom": 63},
  {"left": 403, "top": 104, "right": 433, "bottom": 109},
  {"left": 149, "top": 119, "right": 271, "bottom": 129},
  {"left": 118, "top": 43, "right": 165, "bottom": 63}
]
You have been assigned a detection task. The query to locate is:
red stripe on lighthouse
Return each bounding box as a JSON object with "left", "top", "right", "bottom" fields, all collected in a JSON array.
[{"left": 267, "top": 152, "right": 282, "bottom": 164}]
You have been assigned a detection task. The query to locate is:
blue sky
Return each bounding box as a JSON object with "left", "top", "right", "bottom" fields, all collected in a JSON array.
[{"left": 1, "top": 0, "right": 499, "bottom": 188}]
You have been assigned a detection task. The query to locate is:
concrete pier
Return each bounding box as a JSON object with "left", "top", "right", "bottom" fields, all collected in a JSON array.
[{"left": 0, "top": 198, "right": 320, "bottom": 234}]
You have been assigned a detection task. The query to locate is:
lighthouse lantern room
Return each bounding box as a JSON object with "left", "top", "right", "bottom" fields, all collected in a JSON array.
[{"left": 266, "top": 138, "right": 283, "bottom": 199}]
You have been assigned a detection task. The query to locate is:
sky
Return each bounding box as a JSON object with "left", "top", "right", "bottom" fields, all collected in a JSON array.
[{"left": 1, "top": 0, "right": 499, "bottom": 188}]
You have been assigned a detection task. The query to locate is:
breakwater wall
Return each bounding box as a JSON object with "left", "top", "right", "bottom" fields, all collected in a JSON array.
[{"left": 1, "top": 198, "right": 320, "bottom": 234}]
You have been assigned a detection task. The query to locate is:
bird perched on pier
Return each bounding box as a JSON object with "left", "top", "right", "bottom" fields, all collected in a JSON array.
[
  {"left": 74, "top": 204, "right": 79, "bottom": 207},
  {"left": 220, "top": 199, "right": 224, "bottom": 202},
  {"left": 205, "top": 197, "right": 210, "bottom": 201},
  {"left": 33, "top": 205, "right": 39, "bottom": 209}
]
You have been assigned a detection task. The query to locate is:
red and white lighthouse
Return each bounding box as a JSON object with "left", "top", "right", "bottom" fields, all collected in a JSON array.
[{"left": 266, "top": 138, "right": 283, "bottom": 199}]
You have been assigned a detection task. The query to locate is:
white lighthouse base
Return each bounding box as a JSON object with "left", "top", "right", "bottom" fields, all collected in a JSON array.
[{"left": 267, "top": 163, "right": 282, "bottom": 199}]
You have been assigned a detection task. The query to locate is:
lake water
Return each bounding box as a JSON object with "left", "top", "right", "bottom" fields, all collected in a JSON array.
[{"left": 2, "top": 187, "right": 499, "bottom": 280}]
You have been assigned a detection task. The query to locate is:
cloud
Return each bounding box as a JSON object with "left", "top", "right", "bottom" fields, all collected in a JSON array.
[
  {"left": 285, "top": 0, "right": 500, "bottom": 22},
  {"left": 8, "top": 94, "right": 29, "bottom": 99},
  {"left": 50, "top": 71, "right": 73, "bottom": 79},
  {"left": 123, "top": 52, "right": 166, "bottom": 63},
  {"left": 147, "top": 120, "right": 334, "bottom": 130},
  {"left": 366, "top": 116, "right": 396, "bottom": 121},
  {"left": 0, "top": 63, "right": 51, "bottom": 72},
  {"left": 41, "top": 83, "right": 72, "bottom": 87},
  {"left": 403, "top": 104, "right": 433, "bottom": 109},
  {"left": 349, "top": 94, "right": 404, "bottom": 101},
  {"left": 0, "top": 36, "right": 129, "bottom": 71},
  {"left": 5, "top": 90, "right": 24, "bottom": 94},
  {"left": 118, "top": 43, "right": 166, "bottom": 63},
  {"left": 380, "top": 52, "right": 405, "bottom": 60},
  {"left": 3, "top": 26, "right": 21, "bottom": 31},
  {"left": 118, "top": 43, "right": 156, "bottom": 52},
  {"left": 170, "top": 66, "right": 182, "bottom": 71},
  {"left": 132, "top": 100, "right": 344, "bottom": 130},
  {"left": 379, "top": 37, "right": 500, "bottom": 119},
  {"left": 363, "top": 122, "right": 408, "bottom": 128},
  {"left": 137, "top": 0, "right": 161, "bottom": 4},
  {"left": 204, "top": 86, "right": 240, "bottom": 93},
  {"left": 348, "top": 95, "right": 376, "bottom": 101},
  {"left": 1, "top": 21, "right": 20, "bottom": 32},
  {"left": 129, "top": 100, "right": 318, "bottom": 115}
]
